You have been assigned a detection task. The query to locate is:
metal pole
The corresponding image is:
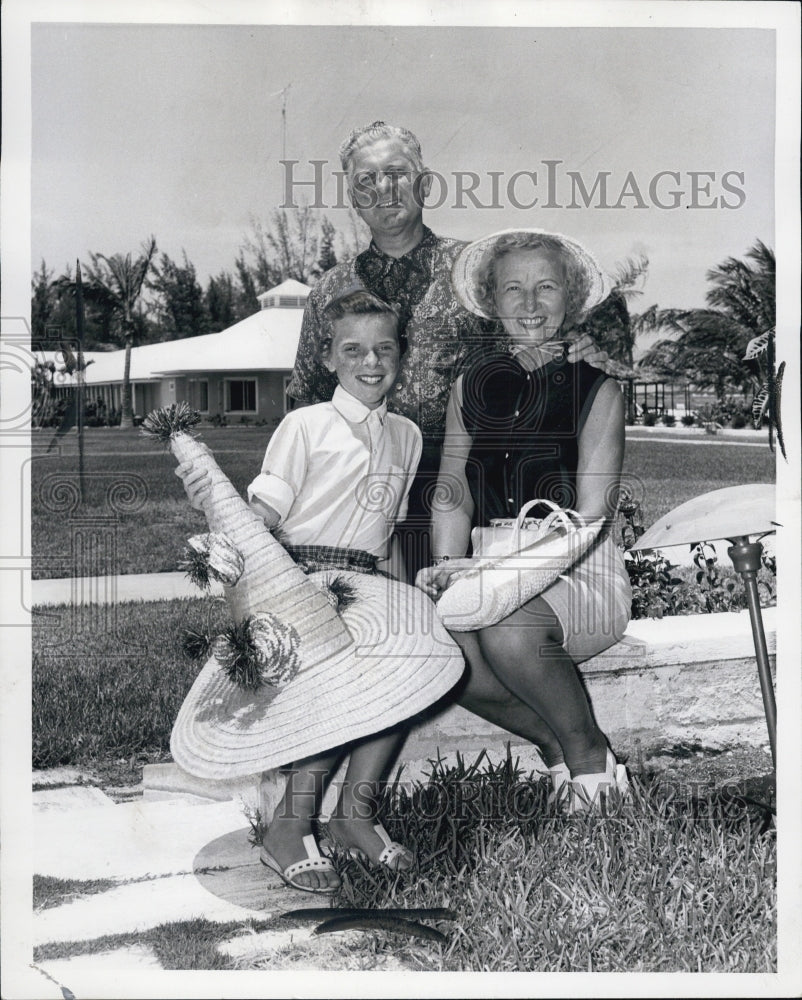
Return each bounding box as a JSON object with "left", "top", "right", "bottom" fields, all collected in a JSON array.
[
  {"left": 728, "top": 537, "right": 776, "bottom": 767},
  {"left": 75, "top": 260, "right": 86, "bottom": 505}
]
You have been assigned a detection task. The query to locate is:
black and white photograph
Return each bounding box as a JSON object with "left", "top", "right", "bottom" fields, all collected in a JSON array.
[{"left": 1, "top": 1, "right": 800, "bottom": 996}]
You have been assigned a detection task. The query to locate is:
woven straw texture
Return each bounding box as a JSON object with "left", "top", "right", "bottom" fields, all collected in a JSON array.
[
  {"left": 170, "top": 570, "right": 464, "bottom": 778},
  {"left": 170, "top": 431, "right": 352, "bottom": 663},
  {"left": 435, "top": 519, "right": 604, "bottom": 631}
]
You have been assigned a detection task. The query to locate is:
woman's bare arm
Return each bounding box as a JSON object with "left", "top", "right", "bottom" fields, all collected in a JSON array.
[{"left": 575, "top": 378, "right": 625, "bottom": 525}]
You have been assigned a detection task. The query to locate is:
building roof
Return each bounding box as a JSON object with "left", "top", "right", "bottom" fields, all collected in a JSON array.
[
  {"left": 257, "top": 278, "right": 311, "bottom": 303},
  {"left": 37, "top": 290, "right": 308, "bottom": 386}
]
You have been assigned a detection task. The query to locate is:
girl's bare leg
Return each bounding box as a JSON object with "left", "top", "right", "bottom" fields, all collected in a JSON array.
[
  {"left": 327, "top": 725, "right": 408, "bottom": 862},
  {"left": 261, "top": 749, "right": 345, "bottom": 891}
]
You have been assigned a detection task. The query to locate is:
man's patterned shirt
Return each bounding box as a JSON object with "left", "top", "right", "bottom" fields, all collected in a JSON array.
[{"left": 286, "top": 227, "right": 503, "bottom": 441}]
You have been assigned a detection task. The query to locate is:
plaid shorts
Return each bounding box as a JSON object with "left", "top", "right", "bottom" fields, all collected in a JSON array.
[{"left": 283, "top": 544, "right": 379, "bottom": 576}]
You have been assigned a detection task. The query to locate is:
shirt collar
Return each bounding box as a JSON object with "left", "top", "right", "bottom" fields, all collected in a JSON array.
[
  {"left": 332, "top": 384, "right": 388, "bottom": 424},
  {"left": 364, "top": 225, "right": 437, "bottom": 278}
]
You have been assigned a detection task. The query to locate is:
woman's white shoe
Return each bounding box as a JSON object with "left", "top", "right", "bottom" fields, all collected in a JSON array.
[{"left": 568, "top": 749, "right": 629, "bottom": 815}]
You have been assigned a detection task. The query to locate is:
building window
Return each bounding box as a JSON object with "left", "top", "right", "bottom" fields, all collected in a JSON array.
[
  {"left": 225, "top": 379, "right": 257, "bottom": 413},
  {"left": 189, "top": 379, "right": 209, "bottom": 412}
]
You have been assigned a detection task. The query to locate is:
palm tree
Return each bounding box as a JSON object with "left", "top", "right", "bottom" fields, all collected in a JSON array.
[
  {"left": 575, "top": 253, "right": 650, "bottom": 372},
  {"left": 82, "top": 236, "right": 158, "bottom": 428},
  {"left": 638, "top": 241, "right": 775, "bottom": 400}
]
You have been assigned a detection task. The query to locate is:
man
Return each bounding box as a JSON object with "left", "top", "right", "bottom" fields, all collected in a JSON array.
[
  {"left": 287, "top": 120, "right": 618, "bottom": 789},
  {"left": 287, "top": 121, "right": 609, "bottom": 574}
]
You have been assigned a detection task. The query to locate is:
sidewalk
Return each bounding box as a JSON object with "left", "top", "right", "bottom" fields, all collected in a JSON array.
[
  {"left": 31, "top": 571, "right": 223, "bottom": 606},
  {"left": 28, "top": 771, "right": 399, "bottom": 993}
]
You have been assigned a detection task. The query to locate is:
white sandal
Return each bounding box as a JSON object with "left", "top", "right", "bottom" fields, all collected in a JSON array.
[
  {"left": 259, "top": 833, "right": 341, "bottom": 894},
  {"left": 322, "top": 822, "right": 415, "bottom": 871},
  {"left": 568, "top": 749, "right": 630, "bottom": 815}
]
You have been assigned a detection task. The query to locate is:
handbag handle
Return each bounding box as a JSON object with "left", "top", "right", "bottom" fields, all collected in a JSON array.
[{"left": 513, "top": 499, "right": 585, "bottom": 550}]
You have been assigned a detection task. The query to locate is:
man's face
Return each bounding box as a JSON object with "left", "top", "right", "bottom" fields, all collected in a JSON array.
[{"left": 347, "top": 136, "right": 431, "bottom": 237}]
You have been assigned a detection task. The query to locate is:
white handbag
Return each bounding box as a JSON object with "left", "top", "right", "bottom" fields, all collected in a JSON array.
[{"left": 435, "top": 499, "right": 603, "bottom": 631}]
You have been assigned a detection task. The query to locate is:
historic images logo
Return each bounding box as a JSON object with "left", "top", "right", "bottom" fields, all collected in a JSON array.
[{"left": 280, "top": 159, "right": 746, "bottom": 212}]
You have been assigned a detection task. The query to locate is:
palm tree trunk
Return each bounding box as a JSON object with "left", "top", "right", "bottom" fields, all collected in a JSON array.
[{"left": 120, "top": 334, "right": 134, "bottom": 429}]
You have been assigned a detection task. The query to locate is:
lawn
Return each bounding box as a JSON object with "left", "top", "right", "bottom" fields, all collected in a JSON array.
[{"left": 30, "top": 426, "right": 776, "bottom": 579}]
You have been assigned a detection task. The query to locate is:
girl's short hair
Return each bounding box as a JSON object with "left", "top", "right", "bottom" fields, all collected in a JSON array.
[
  {"left": 319, "top": 289, "right": 407, "bottom": 359},
  {"left": 474, "top": 233, "right": 592, "bottom": 329}
]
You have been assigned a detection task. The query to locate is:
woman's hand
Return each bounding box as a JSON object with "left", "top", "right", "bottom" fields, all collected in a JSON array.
[
  {"left": 175, "top": 460, "right": 212, "bottom": 510},
  {"left": 415, "top": 560, "right": 474, "bottom": 600}
]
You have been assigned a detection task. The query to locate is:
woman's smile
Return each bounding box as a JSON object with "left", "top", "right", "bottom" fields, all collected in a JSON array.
[{"left": 494, "top": 248, "right": 568, "bottom": 350}]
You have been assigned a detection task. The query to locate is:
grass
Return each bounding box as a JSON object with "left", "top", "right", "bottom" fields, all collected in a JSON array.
[
  {"left": 33, "top": 917, "right": 277, "bottom": 971},
  {"left": 30, "top": 428, "right": 775, "bottom": 579},
  {"left": 32, "top": 596, "right": 229, "bottom": 769},
  {"left": 33, "top": 875, "right": 116, "bottom": 911},
  {"left": 305, "top": 751, "right": 777, "bottom": 973}
]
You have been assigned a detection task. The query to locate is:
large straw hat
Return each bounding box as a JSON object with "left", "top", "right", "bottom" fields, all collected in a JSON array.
[
  {"left": 140, "top": 404, "right": 464, "bottom": 781},
  {"left": 171, "top": 570, "right": 464, "bottom": 779},
  {"left": 451, "top": 227, "right": 612, "bottom": 320}
]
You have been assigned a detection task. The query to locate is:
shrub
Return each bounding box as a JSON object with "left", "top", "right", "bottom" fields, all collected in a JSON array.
[
  {"left": 662, "top": 413, "right": 676, "bottom": 427},
  {"left": 642, "top": 411, "right": 657, "bottom": 426},
  {"left": 681, "top": 413, "right": 696, "bottom": 427},
  {"left": 730, "top": 412, "right": 747, "bottom": 429},
  {"left": 209, "top": 413, "right": 228, "bottom": 427}
]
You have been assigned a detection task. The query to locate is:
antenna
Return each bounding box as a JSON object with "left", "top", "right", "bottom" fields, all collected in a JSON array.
[{"left": 280, "top": 83, "right": 291, "bottom": 161}]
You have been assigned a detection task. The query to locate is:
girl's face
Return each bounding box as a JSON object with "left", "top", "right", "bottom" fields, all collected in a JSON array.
[
  {"left": 324, "top": 313, "right": 400, "bottom": 409},
  {"left": 494, "top": 248, "right": 568, "bottom": 350}
]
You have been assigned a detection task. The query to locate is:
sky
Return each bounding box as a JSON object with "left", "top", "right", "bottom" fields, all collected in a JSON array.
[{"left": 28, "top": 20, "right": 777, "bottom": 313}]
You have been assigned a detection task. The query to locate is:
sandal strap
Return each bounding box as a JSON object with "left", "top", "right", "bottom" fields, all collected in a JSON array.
[{"left": 273, "top": 833, "right": 337, "bottom": 881}]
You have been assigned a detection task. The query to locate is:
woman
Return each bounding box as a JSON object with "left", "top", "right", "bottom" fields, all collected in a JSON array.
[{"left": 417, "top": 229, "right": 632, "bottom": 812}]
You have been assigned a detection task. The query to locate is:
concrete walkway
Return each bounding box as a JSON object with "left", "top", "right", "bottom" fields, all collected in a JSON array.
[
  {"left": 27, "top": 770, "right": 384, "bottom": 993},
  {"left": 31, "top": 571, "right": 224, "bottom": 606}
]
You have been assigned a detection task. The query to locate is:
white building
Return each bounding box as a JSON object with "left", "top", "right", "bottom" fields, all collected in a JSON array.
[{"left": 38, "top": 279, "right": 310, "bottom": 424}]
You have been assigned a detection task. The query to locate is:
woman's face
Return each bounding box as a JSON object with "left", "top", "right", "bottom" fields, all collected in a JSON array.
[{"left": 493, "top": 248, "right": 568, "bottom": 349}]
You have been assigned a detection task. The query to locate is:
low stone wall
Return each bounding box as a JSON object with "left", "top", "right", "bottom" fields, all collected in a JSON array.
[{"left": 143, "top": 607, "right": 776, "bottom": 804}]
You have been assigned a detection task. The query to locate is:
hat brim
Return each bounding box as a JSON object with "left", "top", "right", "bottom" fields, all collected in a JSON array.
[
  {"left": 170, "top": 571, "right": 464, "bottom": 778},
  {"left": 452, "top": 228, "right": 612, "bottom": 320},
  {"left": 434, "top": 519, "right": 604, "bottom": 631}
]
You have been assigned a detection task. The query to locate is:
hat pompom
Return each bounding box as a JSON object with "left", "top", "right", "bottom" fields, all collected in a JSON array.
[
  {"left": 180, "top": 533, "right": 245, "bottom": 589},
  {"left": 320, "top": 575, "right": 359, "bottom": 614},
  {"left": 141, "top": 401, "right": 201, "bottom": 442},
  {"left": 212, "top": 613, "right": 301, "bottom": 690}
]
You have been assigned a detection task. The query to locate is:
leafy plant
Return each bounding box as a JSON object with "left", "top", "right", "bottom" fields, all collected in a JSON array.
[{"left": 680, "top": 413, "right": 696, "bottom": 427}]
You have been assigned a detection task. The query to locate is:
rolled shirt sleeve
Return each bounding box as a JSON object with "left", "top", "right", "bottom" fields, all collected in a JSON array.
[{"left": 246, "top": 414, "right": 309, "bottom": 523}]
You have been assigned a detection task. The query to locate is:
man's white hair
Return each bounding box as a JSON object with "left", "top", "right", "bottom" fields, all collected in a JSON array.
[{"left": 339, "top": 121, "right": 424, "bottom": 174}]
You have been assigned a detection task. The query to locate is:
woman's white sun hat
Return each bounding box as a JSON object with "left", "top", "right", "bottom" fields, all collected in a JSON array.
[{"left": 451, "top": 227, "right": 613, "bottom": 320}]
